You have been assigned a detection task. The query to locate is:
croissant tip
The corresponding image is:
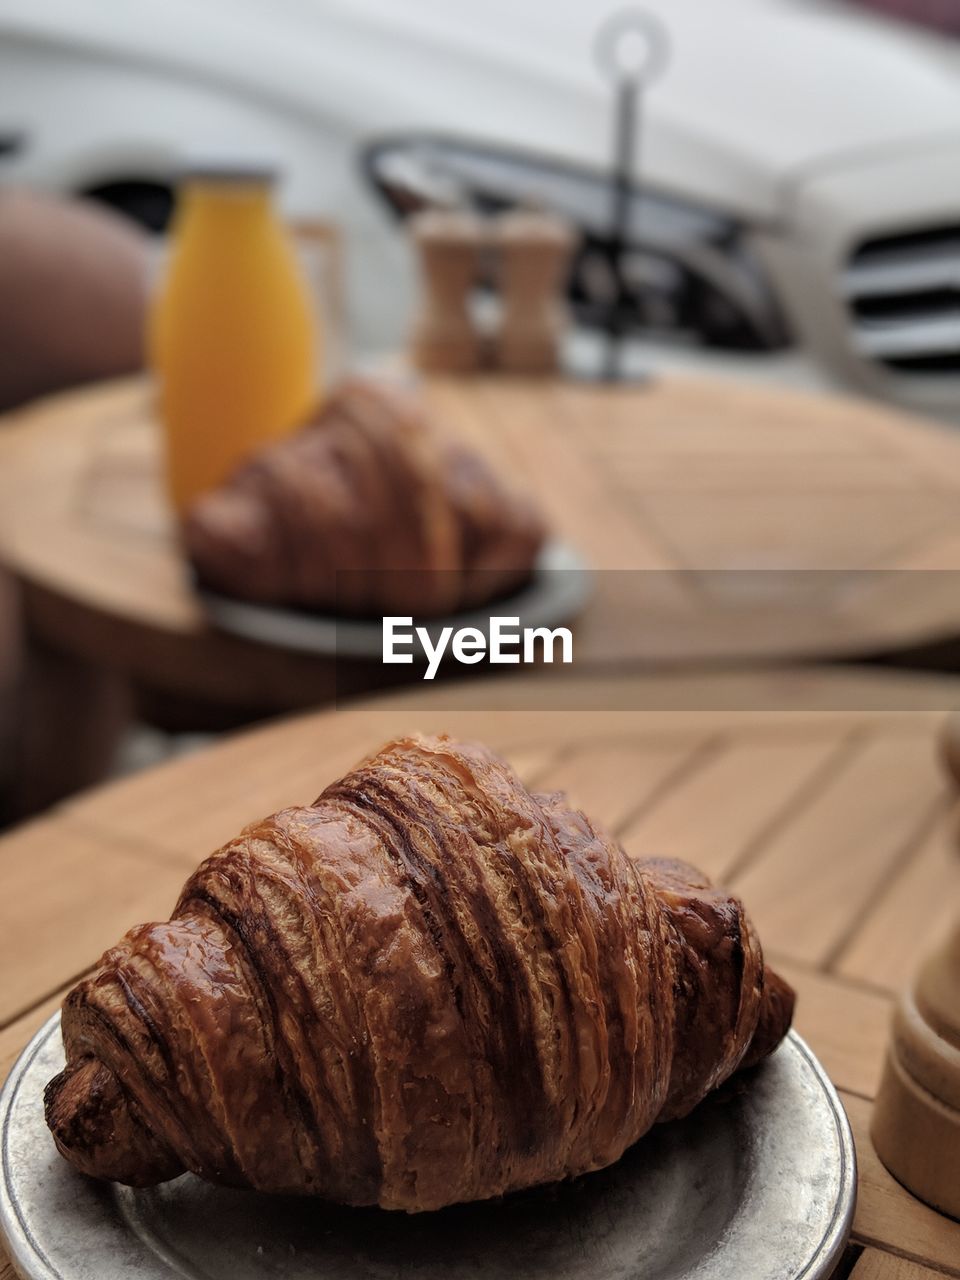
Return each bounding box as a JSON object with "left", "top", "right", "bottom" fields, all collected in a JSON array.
[
  {"left": 741, "top": 967, "right": 796, "bottom": 1071},
  {"left": 45, "top": 1056, "right": 182, "bottom": 1187}
]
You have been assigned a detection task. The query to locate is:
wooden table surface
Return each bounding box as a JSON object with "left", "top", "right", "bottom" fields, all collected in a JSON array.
[
  {"left": 2, "top": 666, "right": 960, "bottom": 1279},
  {"left": 4, "top": 373, "right": 960, "bottom": 710}
]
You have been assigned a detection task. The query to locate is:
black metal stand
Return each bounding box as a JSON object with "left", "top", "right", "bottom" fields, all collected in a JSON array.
[{"left": 588, "top": 9, "right": 668, "bottom": 385}]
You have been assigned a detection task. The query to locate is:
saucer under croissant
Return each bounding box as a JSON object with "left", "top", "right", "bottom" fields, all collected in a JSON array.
[
  {"left": 0, "top": 736, "right": 856, "bottom": 1279},
  {"left": 183, "top": 379, "right": 590, "bottom": 657}
]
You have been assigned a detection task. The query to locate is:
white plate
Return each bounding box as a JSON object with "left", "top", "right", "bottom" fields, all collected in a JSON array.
[
  {"left": 1, "top": 1016, "right": 855, "bottom": 1280},
  {"left": 195, "top": 540, "right": 591, "bottom": 658}
]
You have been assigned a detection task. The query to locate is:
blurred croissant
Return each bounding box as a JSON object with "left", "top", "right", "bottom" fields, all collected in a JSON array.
[
  {"left": 183, "top": 380, "right": 545, "bottom": 616},
  {"left": 45, "top": 735, "right": 794, "bottom": 1212}
]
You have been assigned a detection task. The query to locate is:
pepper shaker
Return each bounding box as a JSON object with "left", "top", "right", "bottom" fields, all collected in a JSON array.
[{"left": 410, "top": 209, "right": 485, "bottom": 374}]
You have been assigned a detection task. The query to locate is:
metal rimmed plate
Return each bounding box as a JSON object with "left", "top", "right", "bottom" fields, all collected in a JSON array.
[
  {"left": 2, "top": 1016, "right": 855, "bottom": 1280},
  {"left": 194, "top": 539, "right": 591, "bottom": 658}
]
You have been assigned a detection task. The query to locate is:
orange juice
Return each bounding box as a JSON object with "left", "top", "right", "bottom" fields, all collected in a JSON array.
[{"left": 151, "top": 167, "right": 319, "bottom": 512}]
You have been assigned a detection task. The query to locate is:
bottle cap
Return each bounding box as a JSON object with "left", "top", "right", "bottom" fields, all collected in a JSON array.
[{"left": 177, "top": 151, "right": 279, "bottom": 185}]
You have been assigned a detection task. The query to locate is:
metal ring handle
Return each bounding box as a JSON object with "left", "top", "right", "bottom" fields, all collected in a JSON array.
[{"left": 594, "top": 8, "right": 669, "bottom": 86}]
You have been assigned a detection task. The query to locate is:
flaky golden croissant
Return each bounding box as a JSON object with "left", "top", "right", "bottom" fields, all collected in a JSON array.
[
  {"left": 184, "top": 379, "right": 545, "bottom": 617},
  {"left": 45, "top": 735, "right": 794, "bottom": 1212}
]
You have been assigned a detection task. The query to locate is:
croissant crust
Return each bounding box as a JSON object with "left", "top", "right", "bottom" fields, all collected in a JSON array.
[
  {"left": 45, "top": 735, "right": 794, "bottom": 1211},
  {"left": 184, "top": 380, "right": 546, "bottom": 616}
]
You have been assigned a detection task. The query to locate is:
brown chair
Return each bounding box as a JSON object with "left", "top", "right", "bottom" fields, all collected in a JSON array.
[{"left": 0, "top": 188, "right": 150, "bottom": 819}]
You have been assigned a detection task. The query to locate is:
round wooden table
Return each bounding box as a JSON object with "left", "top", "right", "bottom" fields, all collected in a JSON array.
[
  {"left": 2, "top": 666, "right": 960, "bottom": 1275},
  {"left": 4, "top": 372, "right": 960, "bottom": 809}
]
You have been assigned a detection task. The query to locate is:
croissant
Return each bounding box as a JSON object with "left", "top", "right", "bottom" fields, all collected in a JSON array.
[
  {"left": 184, "top": 379, "right": 546, "bottom": 617},
  {"left": 45, "top": 735, "right": 794, "bottom": 1212}
]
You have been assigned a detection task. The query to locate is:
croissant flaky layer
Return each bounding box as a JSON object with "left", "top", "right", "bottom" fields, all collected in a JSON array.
[
  {"left": 184, "top": 380, "right": 546, "bottom": 617},
  {"left": 45, "top": 736, "right": 794, "bottom": 1211}
]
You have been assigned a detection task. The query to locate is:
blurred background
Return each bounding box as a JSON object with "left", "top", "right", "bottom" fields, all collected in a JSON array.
[
  {"left": 4, "top": 0, "right": 960, "bottom": 824},
  {"left": 3, "top": 0, "right": 960, "bottom": 409}
]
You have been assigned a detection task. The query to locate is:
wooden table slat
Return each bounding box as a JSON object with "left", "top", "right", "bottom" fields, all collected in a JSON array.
[
  {"left": 527, "top": 737, "right": 715, "bottom": 839},
  {"left": 730, "top": 733, "right": 951, "bottom": 967},
  {"left": 0, "top": 821, "right": 187, "bottom": 1027},
  {"left": 836, "top": 807, "right": 960, "bottom": 993},
  {"left": 0, "top": 993, "right": 68, "bottom": 1088},
  {"left": 774, "top": 962, "right": 892, "bottom": 1103},
  {"left": 852, "top": 1248, "right": 957, "bottom": 1280},
  {"left": 619, "top": 728, "right": 852, "bottom": 883}
]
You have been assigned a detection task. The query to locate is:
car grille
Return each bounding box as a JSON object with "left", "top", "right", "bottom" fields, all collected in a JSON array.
[{"left": 841, "top": 225, "right": 960, "bottom": 374}]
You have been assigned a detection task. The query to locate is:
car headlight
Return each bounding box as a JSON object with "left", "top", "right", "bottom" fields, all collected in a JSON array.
[{"left": 362, "top": 133, "right": 791, "bottom": 353}]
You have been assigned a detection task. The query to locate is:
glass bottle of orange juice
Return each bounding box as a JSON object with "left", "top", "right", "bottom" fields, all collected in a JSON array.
[{"left": 151, "top": 162, "right": 319, "bottom": 512}]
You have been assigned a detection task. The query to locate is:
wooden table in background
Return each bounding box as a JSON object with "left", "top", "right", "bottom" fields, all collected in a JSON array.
[
  {"left": 4, "top": 373, "right": 960, "bottom": 810},
  {"left": 2, "top": 667, "right": 960, "bottom": 1279}
]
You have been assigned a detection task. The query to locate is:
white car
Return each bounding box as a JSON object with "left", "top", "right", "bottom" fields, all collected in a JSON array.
[{"left": 2, "top": 0, "right": 960, "bottom": 414}]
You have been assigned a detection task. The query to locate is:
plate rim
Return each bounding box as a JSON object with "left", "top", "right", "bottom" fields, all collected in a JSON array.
[
  {"left": 786, "top": 1032, "right": 858, "bottom": 1280},
  {"left": 1, "top": 1014, "right": 857, "bottom": 1280},
  {"left": 192, "top": 537, "right": 592, "bottom": 658},
  {"left": 1, "top": 1014, "right": 61, "bottom": 1280}
]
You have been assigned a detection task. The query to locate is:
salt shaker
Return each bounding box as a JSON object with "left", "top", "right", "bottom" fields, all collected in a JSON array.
[{"left": 495, "top": 210, "right": 574, "bottom": 375}]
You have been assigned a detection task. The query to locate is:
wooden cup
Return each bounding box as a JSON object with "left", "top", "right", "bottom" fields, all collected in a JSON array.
[
  {"left": 871, "top": 918, "right": 960, "bottom": 1219},
  {"left": 871, "top": 714, "right": 960, "bottom": 1219}
]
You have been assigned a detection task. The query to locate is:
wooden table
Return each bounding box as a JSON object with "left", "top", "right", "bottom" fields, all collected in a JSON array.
[
  {"left": 5, "top": 373, "right": 960, "bottom": 811},
  {"left": 2, "top": 666, "right": 960, "bottom": 1279}
]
